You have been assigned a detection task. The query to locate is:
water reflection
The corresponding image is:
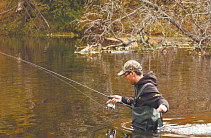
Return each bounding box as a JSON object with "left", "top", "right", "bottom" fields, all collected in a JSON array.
[
  {"left": 106, "top": 128, "right": 162, "bottom": 138},
  {"left": 0, "top": 37, "right": 211, "bottom": 137}
]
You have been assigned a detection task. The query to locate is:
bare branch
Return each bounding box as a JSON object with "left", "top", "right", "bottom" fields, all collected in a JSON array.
[
  {"left": 28, "top": 0, "right": 50, "bottom": 29},
  {"left": 140, "top": 0, "right": 201, "bottom": 43},
  {"left": 74, "top": 0, "right": 211, "bottom": 53},
  {"left": 0, "top": 6, "right": 16, "bottom": 15}
]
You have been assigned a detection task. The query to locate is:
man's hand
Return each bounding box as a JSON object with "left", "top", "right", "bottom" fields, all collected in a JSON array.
[
  {"left": 106, "top": 95, "right": 122, "bottom": 104},
  {"left": 157, "top": 104, "right": 167, "bottom": 113}
]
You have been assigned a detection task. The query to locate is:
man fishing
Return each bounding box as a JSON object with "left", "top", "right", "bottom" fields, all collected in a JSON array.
[{"left": 106, "top": 60, "right": 169, "bottom": 131}]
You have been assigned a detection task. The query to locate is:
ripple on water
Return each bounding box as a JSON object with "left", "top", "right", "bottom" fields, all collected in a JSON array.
[
  {"left": 163, "top": 123, "right": 211, "bottom": 136},
  {"left": 115, "top": 116, "right": 211, "bottom": 137}
]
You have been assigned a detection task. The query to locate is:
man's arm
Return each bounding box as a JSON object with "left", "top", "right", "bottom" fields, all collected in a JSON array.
[
  {"left": 106, "top": 95, "right": 134, "bottom": 106},
  {"left": 157, "top": 98, "right": 169, "bottom": 113},
  {"left": 122, "top": 96, "right": 134, "bottom": 106}
]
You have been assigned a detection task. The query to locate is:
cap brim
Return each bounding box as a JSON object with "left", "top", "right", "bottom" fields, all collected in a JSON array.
[{"left": 117, "top": 70, "right": 125, "bottom": 76}]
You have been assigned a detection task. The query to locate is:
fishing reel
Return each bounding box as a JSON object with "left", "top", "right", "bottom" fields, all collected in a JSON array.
[{"left": 107, "top": 102, "right": 115, "bottom": 110}]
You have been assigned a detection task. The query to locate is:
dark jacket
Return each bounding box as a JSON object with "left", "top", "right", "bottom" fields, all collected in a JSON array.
[{"left": 122, "top": 71, "right": 169, "bottom": 111}]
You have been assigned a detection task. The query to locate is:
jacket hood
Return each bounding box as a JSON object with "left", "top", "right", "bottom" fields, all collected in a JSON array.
[{"left": 135, "top": 71, "right": 158, "bottom": 86}]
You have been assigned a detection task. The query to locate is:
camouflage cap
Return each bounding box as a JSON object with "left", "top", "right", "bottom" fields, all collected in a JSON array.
[{"left": 118, "top": 60, "right": 142, "bottom": 76}]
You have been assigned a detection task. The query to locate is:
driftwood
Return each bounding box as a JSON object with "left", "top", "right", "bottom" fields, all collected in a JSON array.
[
  {"left": 110, "top": 51, "right": 137, "bottom": 54},
  {"left": 75, "top": 43, "right": 102, "bottom": 54}
]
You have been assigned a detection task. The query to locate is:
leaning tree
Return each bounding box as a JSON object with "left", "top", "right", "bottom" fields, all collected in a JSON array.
[{"left": 74, "top": 0, "right": 211, "bottom": 53}]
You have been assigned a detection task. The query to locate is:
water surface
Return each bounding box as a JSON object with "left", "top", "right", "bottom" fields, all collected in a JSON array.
[{"left": 0, "top": 37, "right": 211, "bottom": 137}]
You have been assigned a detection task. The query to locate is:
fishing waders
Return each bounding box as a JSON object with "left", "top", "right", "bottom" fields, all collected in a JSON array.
[{"left": 132, "top": 83, "right": 163, "bottom": 131}]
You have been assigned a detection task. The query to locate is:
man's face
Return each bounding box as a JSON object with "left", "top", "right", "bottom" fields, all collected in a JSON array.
[{"left": 124, "top": 71, "right": 136, "bottom": 84}]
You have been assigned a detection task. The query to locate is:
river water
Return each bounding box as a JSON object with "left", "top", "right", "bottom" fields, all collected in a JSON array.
[{"left": 0, "top": 37, "right": 211, "bottom": 138}]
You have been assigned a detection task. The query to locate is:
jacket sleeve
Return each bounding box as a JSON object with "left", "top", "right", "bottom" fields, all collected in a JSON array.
[
  {"left": 143, "top": 84, "right": 169, "bottom": 112},
  {"left": 122, "top": 96, "right": 134, "bottom": 106},
  {"left": 157, "top": 98, "right": 169, "bottom": 112}
]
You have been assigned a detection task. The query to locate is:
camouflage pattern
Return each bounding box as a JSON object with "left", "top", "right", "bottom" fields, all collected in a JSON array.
[{"left": 118, "top": 60, "right": 142, "bottom": 76}]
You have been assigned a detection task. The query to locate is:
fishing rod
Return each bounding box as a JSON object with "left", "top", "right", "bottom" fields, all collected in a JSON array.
[{"left": 0, "top": 51, "right": 132, "bottom": 109}]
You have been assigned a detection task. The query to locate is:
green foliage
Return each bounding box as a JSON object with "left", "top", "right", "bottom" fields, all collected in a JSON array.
[
  {"left": 40, "top": 0, "right": 86, "bottom": 31},
  {"left": 0, "top": 0, "right": 86, "bottom": 36}
]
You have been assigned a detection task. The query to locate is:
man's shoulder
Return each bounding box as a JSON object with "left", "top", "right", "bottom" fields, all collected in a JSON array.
[{"left": 140, "top": 83, "right": 159, "bottom": 93}]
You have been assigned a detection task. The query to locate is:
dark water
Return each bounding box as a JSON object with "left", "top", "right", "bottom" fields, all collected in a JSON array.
[{"left": 0, "top": 37, "right": 211, "bottom": 138}]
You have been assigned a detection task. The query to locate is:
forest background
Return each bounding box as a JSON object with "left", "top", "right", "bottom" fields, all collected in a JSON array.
[
  {"left": 1, "top": 0, "right": 211, "bottom": 53},
  {"left": 0, "top": 0, "right": 86, "bottom": 37}
]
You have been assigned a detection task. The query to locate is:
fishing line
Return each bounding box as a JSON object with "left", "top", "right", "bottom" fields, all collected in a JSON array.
[
  {"left": 0, "top": 51, "right": 132, "bottom": 109},
  {"left": 43, "top": 68, "right": 106, "bottom": 108},
  {"left": 0, "top": 51, "right": 124, "bottom": 126},
  {"left": 0, "top": 51, "right": 105, "bottom": 107}
]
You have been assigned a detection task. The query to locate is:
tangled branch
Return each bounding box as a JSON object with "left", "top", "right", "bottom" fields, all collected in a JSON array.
[{"left": 74, "top": 0, "right": 211, "bottom": 53}]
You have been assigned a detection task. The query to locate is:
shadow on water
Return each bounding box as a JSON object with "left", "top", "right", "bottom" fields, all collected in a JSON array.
[{"left": 0, "top": 36, "right": 211, "bottom": 137}]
